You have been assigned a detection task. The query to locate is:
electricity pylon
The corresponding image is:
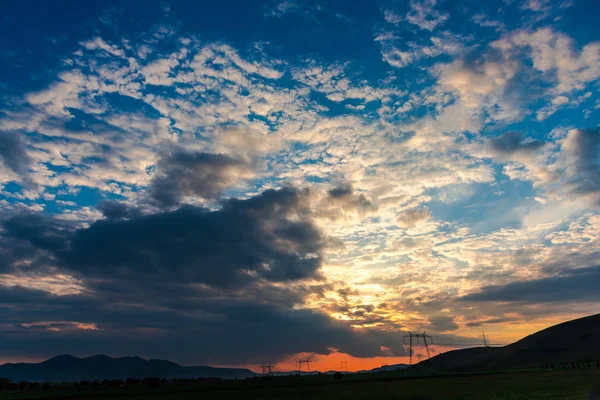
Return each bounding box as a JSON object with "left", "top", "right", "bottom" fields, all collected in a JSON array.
[
  {"left": 260, "top": 364, "right": 274, "bottom": 375},
  {"left": 340, "top": 360, "right": 347, "bottom": 372},
  {"left": 403, "top": 331, "right": 434, "bottom": 365},
  {"left": 297, "top": 359, "right": 312, "bottom": 373}
]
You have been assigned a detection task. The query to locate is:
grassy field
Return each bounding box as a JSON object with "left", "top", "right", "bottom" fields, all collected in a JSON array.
[{"left": 2, "top": 368, "right": 599, "bottom": 400}]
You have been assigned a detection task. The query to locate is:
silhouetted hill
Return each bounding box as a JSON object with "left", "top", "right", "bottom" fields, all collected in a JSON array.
[
  {"left": 0, "top": 355, "right": 255, "bottom": 382},
  {"left": 363, "top": 363, "right": 410, "bottom": 373},
  {"left": 419, "top": 313, "right": 600, "bottom": 371}
]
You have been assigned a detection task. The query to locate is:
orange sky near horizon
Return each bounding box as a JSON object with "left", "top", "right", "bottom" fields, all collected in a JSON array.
[
  {"left": 0, "top": 313, "right": 587, "bottom": 375},
  {"left": 221, "top": 314, "right": 589, "bottom": 374}
]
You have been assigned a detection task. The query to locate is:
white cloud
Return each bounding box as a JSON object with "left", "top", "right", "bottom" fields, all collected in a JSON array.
[
  {"left": 406, "top": 0, "right": 449, "bottom": 31},
  {"left": 383, "top": 10, "right": 402, "bottom": 24},
  {"left": 381, "top": 32, "right": 463, "bottom": 68}
]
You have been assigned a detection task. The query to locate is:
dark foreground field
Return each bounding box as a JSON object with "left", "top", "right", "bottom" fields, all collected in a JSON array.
[{"left": 2, "top": 368, "right": 599, "bottom": 400}]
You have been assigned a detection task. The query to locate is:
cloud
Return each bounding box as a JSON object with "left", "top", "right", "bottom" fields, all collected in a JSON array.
[
  {"left": 0, "top": 132, "right": 35, "bottom": 187},
  {"left": 434, "top": 47, "right": 524, "bottom": 120},
  {"left": 96, "top": 200, "right": 142, "bottom": 220},
  {"left": 397, "top": 207, "right": 431, "bottom": 228},
  {"left": 265, "top": 1, "right": 302, "bottom": 18},
  {"left": 383, "top": 10, "right": 402, "bottom": 25},
  {"left": 0, "top": 188, "right": 416, "bottom": 364},
  {"left": 0, "top": 284, "right": 407, "bottom": 364},
  {"left": 497, "top": 28, "right": 600, "bottom": 95},
  {"left": 315, "top": 184, "right": 378, "bottom": 221},
  {"left": 459, "top": 266, "right": 600, "bottom": 303},
  {"left": 488, "top": 131, "right": 546, "bottom": 155},
  {"left": 428, "top": 316, "right": 459, "bottom": 332},
  {"left": 380, "top": 33, "right": 463, "bottom": 68},
  {"left": 4, "top": 188, "right": 323, "bottom": 288},
  {"left": 465, "top": 317, "right": 517, "bottom": 327},
  {"left": 481, "top": 131, "right": 556, "bottom": 186},
  {"left": 406, "top": 0, "right": 449, "bottom": 31},
  {"left": 562, "top": 127, "right": 600, "bottom": 198},
  {"left": 292, "top": 61, "right": 399, "bottom": 102},
  {"left": 148, "top": 149, "right": 254, "bottom": 207},
  {"left": 434, "top": 28, "right": 600, "bottom": 122}
]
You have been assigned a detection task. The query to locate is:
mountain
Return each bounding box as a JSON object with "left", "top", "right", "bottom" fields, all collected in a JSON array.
[
  {"left": 363, "top": 363, "right": 410, "bottom": 373},
  {"left": 419, "top": 313, "right": 600, "bottom": 371},
  {"left": 0, "top": 355, "right": 255, "bottom": 382}
]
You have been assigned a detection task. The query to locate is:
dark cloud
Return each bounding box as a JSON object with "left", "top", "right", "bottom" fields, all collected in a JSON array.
[
  {"left": 465, "top": 317, "right": 517, "bottom": 328},
  {"left": 428, "top": 316, "right": 459, "bottom": 332},
  {"left": 0, "top": 282, "right": 408, "bottom": 364},
  {"left": 459, "top": 266, "right": 600, "bottom": 303},
  {"left": 488, "top": 131, "right": 546, "bottom": 155},
  {"left": 317, "top": 184, "right": 377, "bottom": 221},
  {"left": 4, "top": 188, "right": 322, "bottom": 288},
  {"left": 0, "top": 131, "right": 35, "bottom": 186},
  {"left": 0, "top": 188, "right": 411, "bottom": 364},
  {"left": 3, "top": 213, "right": 71, "bottom": 253},
  {"left": 96, "top": 200, "right": 142, "bottom": 220},
  {"left": 328, "top": 185, "right": 354, "bottom": 198},
  {"left": 148, "top": 149, "right": 252, "bottom": 207},
  {"left": 562, "top": 127, "right": 600, "bottom": 196}
]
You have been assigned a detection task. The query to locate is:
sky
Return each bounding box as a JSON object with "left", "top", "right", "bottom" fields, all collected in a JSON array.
[{"left": 1, "top": 0, "right": 600, "bottom": 373}]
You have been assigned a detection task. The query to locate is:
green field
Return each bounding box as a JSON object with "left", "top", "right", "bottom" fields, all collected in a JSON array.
[{"left": 2, "top": 367, "right": 599, "bottom": 400}]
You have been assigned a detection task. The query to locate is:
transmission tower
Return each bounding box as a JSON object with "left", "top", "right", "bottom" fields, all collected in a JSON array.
[
  {"left": 260, "top": 364, "right": 274, "bottom": 375},
  {"left": 297, "top": 359, "right": 312, "bottom": 373},
  {"left": 403, "top": 331, "right": 434, "bottom": 365},
  {"left": 304, "top": 359, "right": 312, "bottom": 372},
  {"left": 340, "top": 360, "right": 347, "bottom": 372}
]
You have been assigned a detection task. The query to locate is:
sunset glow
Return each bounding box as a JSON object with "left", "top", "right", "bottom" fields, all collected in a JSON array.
[{"left": 1, "top": 0, "right": 599, "bottom": 371}]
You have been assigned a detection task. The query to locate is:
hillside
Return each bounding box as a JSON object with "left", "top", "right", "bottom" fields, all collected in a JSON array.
[
  {"left": 0, "top": 355, "right": 255, "bottom": 382},
  {"left": 420, "top": 313, "right": 600, "bottom": 371}
]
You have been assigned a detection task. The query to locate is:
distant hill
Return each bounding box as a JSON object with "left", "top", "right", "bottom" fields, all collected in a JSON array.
[
  {"left": 419, "top": 313, "right": 600, "bottom": 371},
  {"left": 361, "top": 363, "right": 410, "bottom": 373},
  {"left": 0, "top": 355, "right": 255, "bottom": 382}
]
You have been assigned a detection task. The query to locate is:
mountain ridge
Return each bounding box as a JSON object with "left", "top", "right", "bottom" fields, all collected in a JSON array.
[
  {"left": 419, "top": 313, "right": 600, "bottom": 371},
  {"left": 0, "top": 355, "right": 255, "bottom": 382}
]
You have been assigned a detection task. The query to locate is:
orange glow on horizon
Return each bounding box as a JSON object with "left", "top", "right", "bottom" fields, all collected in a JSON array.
[{"left": 219, "top": 352, "right": 410, "bottom": 374}]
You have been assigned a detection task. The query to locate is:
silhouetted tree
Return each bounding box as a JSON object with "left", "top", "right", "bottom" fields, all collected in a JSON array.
[
  {"left": 126, "top": 378, "right": 140, "bottom": 385},
  {"left": 142, "top": 377, "right": 161, "bottom": 388},
  {"left": 0, "top": 378, "right": 11, "bottom": 391}
]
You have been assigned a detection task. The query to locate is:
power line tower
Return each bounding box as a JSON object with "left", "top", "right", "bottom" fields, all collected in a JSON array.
[
  {"left": 304, "top": 359, "right": 312, "bottom": 373},
  {"left": 260, "top": 364, "right": 274, "bottom": 375},
  {"left": 403, "top": 331, "right": 434, "bottom": 365},
  {"left": 340, "top": 361, "right": 347, "bottom": 372},
  {"left": 297, "top": 359, "right": 312, "bottom": 373},
  {"left": 482, "top": 331, "right": 489, "bottom": 347},
  {"left": 422, "top": 332, "right": 433, "bottom": 359}
]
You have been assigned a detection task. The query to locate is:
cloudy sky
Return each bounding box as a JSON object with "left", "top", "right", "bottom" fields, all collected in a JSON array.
[{"left": 1, "top": 0, "right": 600, "bottom": 372}]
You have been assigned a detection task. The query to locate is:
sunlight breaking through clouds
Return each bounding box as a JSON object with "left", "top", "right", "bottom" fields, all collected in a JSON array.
[{"left": 0, "top": 0, "right": 599, "bottom": 370}]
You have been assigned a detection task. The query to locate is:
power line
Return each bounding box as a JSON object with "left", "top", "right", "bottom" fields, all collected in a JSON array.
[{"left": 399, "top": 331, "right": 505, "bottom": 364}]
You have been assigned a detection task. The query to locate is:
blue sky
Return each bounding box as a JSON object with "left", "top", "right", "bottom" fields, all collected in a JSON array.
[{"left": 1, "top": 0, "right": 600, "bottom": 370}]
